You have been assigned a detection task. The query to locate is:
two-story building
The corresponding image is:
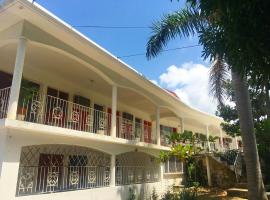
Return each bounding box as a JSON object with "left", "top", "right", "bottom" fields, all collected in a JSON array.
[{"left": 0, "top": 0, "right": 240, "bottom": 199}]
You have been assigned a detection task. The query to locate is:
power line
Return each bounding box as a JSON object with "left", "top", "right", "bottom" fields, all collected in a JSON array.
[
  {"left": 72, "top": 25, "right": 150, "bottom": 29},
  {"left": 117, "top": 44, "right": 201, "bottom": 59}
]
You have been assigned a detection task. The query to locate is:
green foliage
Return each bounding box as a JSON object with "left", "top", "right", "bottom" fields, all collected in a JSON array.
[
  {"left": 151, "top": 188, "right": 159, "bottom": 200},
  {"left": 161, "top": 188, "right": 198, "bottom": 200},
  {"left": 127, "top": 187, "right": 136, "bottom": 200}
]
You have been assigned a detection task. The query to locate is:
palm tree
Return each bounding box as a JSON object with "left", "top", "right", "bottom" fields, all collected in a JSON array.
[{"left": 146, "top": 3, "right": 268, "bottom": 199}]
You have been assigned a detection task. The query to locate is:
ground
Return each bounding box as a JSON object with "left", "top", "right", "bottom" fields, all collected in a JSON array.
[{"left": 196, "top": 187, "right": 247, "bottom": 200}]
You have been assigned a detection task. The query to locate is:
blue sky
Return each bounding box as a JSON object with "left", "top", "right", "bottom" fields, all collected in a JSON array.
[{"left": 36, "top": 0, "right": 217, "bottom": 114}]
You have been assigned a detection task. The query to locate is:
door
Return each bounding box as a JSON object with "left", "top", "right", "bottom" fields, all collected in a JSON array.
[
  {"left": 144, "top": 121, "right": 152, "bottom": 143},
  {"left": 45, "top": 87, "right": 69, "bottom": 127},
  {"left": 68, "top": 155, "right": 88, "bottom": 189},
  {"left": 122, "top": 112, "right": 134, "bottom": 140},
  {"left": 73, "top": 95, "right": 91, "bottom": 131},
  {"left": 93, "top": 104, "right": 104, "bottom": 133},
  {"left": 36, "top": 154, "right": 64, "bottom": 193}
]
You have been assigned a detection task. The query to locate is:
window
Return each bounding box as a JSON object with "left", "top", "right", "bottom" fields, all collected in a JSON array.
[
  {"left": 164, "top": 156, "right": 183, "bottom": 174},
  {"left": 134, "top": 118, "right": 142, "bottom": 139},
  {"left": 122, "top": 112, "right": 134, "bottom": 139},
  {"left": 160, "top": 125, "right": 177, "bottom": 145},
  {"left": 73, "top": 95, "right": 90, "bottom": 107}
]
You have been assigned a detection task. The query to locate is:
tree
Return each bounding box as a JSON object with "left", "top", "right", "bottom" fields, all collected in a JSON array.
[{"left": 146, "top": 1, "right": 269, "bottom": 199}]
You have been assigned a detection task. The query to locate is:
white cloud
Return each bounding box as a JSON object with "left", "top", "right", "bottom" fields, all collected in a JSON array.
[{"left": 158, "top": 62, "right": 217, "bottom": 114}]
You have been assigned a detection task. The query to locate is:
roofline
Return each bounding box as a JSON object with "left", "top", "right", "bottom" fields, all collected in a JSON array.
[{"left": 1, "top": 0, "right": 223, "bottom": 122}]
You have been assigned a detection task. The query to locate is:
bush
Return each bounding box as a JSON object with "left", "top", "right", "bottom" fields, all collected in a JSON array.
[{"left": 161, "top": 188, "right": 198, "bottom": 200}]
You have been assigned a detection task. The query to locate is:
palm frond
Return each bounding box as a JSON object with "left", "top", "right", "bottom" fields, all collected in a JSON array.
[
  {"left": 146, "top": 7, "right": 203, "bottom": 59},
  {"left": 209, "top": 57, "right": 229, "bottom": 105}
]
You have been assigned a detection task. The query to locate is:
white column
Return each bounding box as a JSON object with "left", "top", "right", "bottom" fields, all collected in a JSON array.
[
  {"left": 205, "top": 156, "right": 212, "bottom": 186},
  {"left": 234, "top": 137, "right": 239, "bottom": 149},
  {"left": 181, "top": 118, "right": 185, "bottom": 133},
  {"left": 110, "top": 154, "right": 116, "bottom": 187},
  {"left": 219, "top": 128, "right": 224, "bottom": 151},
  {"left": 111, "top": 85, "right": 117, "bottom": 138},
  {"left": 7, "top": 37, "right": 27, "bottom": 120},
  {"left": 156, "top": 107, "right": 160, "bottom": 145},
  {"left": 206, "top": 125, "right": 211, "bottom": 151}
]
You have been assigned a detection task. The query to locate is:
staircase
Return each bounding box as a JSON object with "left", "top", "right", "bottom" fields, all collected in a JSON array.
[
  {"left": 211, "top": 149, "right": 244, "bottom": 182},
  {"left": 227, "top": 182, "right": 248, "bottom": 199}
]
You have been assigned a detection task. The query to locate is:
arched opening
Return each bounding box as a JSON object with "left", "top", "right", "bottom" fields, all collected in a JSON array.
[
  {"left": 115, "top": 152, "right": 160, "bottom": 185},
  {"left": 16, "top": 144, "right": 111, "bottom": 196},
  {"left": 116, "top": 87, "right": 157, "bottom": 143}
]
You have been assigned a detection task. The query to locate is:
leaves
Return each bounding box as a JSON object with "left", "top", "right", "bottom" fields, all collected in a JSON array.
[{"left": 146, "top": 7, "right": 203, "bottom": 59}]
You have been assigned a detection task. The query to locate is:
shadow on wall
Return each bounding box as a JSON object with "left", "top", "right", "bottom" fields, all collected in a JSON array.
[{"left": 116, "top": 183, "right": 159, "bottom": 200}]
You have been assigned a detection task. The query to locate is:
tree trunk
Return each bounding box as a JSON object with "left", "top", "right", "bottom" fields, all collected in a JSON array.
[
  {"left": 231, "top": 70, "right": 268, "bottom": 200},
  {"left": 265, "top": 78, "right": 270, "bottom": 119}
]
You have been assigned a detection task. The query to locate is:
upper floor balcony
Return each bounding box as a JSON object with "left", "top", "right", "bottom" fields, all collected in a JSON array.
[{"left": 0, "top": 20, "right": 237, "bottom": 150}]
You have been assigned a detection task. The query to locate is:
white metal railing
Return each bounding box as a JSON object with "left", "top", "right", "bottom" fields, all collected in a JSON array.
[
  {"left": 117, "top": 117, "right": 134, "bottom": 140},
  {"left": 116, "top": 117, "right": 154, "bottom": 144},
  {"left": 0, "top": 87, "right": 10, "bottom": 119},
  {"left": 18, "top": 92, "right": 111, "bottom": 136},
  {"left": 116, "top": 166, "right": 160, "bottom": 185},
  {"left": 16, "top": 165, "right": 110, "bottom": 196}
]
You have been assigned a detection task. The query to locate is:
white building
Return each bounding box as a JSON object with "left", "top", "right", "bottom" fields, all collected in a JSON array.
[{"left": 0, "top": 0, "right": 239, "bottom": 199}]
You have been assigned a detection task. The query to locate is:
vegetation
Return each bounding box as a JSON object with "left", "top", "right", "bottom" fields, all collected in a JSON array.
[
  {"left": 146, "top": 0, "right": 269, "bottom": 199},
  {"left": 161, "top": 188, "right": 198, "bottom": 200}
]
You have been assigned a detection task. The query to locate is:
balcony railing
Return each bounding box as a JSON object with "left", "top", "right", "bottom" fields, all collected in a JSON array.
[
  {"left": 0, "top": 87, "right": 10, "bottom": 119},
  {"left": 116, "top": 116, "right": 155, "bottom": 144},
  {"left": 116, "top": 166, "right": 160, "bottom": 186},
  {"left": 18, "top": 92, "right": 111, "bottom": 136},
  {"left": 17, "top": 90, "right": 155, "bottom": 143},
  {"left": 16, "top": 165, "right": 110, "bottom": 196}
]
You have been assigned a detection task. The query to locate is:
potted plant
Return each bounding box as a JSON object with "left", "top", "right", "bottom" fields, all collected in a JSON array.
[{"left": 17, "top": 79, "right": 38, "bottom": 120}]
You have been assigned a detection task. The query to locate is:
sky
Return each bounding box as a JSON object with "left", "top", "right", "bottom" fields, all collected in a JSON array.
[{"left": 36, "top": 0, "right": 217, "bottom": 114}]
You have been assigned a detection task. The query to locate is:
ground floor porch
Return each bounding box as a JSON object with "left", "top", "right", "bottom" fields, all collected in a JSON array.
[{"left": 0, "top": 125, "right": 183, "bottom": 200}]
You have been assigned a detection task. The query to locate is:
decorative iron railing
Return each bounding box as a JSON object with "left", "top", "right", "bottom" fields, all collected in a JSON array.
[
  {"left": 116, "top": 166, "right": 160, "bottom": 186},
  {"left": 0, "top": 87, "right": 10, "bottom": 119},
  {"left": 233, "top": 150, "right": 243, "bottom": 182},
  {"left": 18, "top": 92, "right": 111, "bottom": 136},
  {"left": 16, "top": 165, "right": 110, "bottom": 196},
  {"left": 116, "top": 117, "right": 154, "bottom": 144}
]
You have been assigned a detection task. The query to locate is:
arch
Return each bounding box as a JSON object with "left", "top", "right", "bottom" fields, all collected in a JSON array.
[
  {"left": 115, "top": 151, "right": 160, "bottom": 185},
  {"left": 117, "top": 85, "right": 158, "bottom": 106},
  {"left": 29, "top": 40, "right": 115, "bottom": 85},
  {"left": 16, "top": 144, "right": 112, "bottom": 196}
]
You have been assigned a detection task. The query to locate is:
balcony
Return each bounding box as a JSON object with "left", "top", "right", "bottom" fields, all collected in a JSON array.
[
  {"left": 0, "top": 86, "right": 157, "bottom": 144},
  {"left": 0, "top": 87, "right": 10, "bottom": 119}
]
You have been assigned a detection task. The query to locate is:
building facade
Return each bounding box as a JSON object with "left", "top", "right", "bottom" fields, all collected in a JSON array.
[{"left": 0, "top": 0, "right": 240, "bottom": 199}]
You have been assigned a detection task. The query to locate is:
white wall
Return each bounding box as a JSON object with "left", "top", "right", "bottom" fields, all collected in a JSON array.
[{"left": 0, "top": 127, "right": 181, "bottom": 200}]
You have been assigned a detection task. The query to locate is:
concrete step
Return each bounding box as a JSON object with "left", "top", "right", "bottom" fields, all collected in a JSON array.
[
  {"left": 234, "top": 182, "right": 247, "bottom": 189},
  {"left": 227, "top": 188, "right": 248, "bottom": 199}
]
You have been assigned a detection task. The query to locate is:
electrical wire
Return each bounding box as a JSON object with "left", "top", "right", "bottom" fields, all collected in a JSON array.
[{"left": 117, "top": 44, "right": 201, "bottom": 59}]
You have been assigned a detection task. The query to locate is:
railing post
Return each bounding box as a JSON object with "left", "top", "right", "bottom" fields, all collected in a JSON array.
[
  {"left": 206, "top": 125, "right": 211, "bottom": 151},
  {"left": 156, "top": 107, "right": 160, "bottom": 146},
  {"left": 110, "top": 154, "right": 116, "bottom": 187},
  {"left": 234, "top": 137, "right": 239, "bottom": 149},
  {"left": 219, "top": 128, "right": 224, "bottom": 151},
  {"left": 111, "top": 85, "right": 117, "bottom": 138},
  {"left": 205, "top": 155, "right": 212, "bottom": 186},
  {"left": 7, "top": 37, "right": 27, "bottom": 120}
]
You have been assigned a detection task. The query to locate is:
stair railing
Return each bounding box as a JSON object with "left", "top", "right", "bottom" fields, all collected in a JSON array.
[{"left": 233, "top": 150, "right": 242, "bottom": 182}]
